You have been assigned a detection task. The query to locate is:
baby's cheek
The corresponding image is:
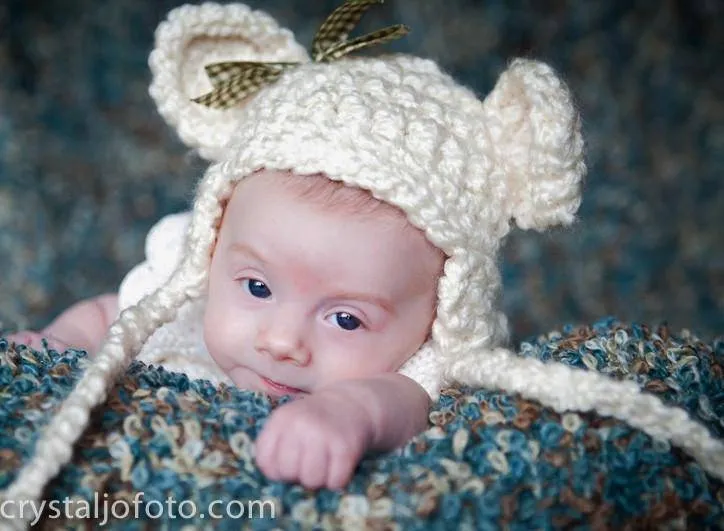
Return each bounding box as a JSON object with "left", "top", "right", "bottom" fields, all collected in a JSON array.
[
  {"left": 202, "top": 320, "right": 222, "bottom": 364},
  {"left": 322, "top": 345, "right": 401, "bottom": 381},
  {"left": 203, "top": 308, "right": 235, "bottom": 368}
]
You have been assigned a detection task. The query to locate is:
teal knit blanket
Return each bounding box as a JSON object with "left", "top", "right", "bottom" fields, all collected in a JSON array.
[{"left": 1, "top": 317, "right": 722, "bottom": 529}]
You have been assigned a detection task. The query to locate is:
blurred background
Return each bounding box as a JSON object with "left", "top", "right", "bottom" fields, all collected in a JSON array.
[{"left": 0, "top": 0, "right": 722, "bottom": 344}]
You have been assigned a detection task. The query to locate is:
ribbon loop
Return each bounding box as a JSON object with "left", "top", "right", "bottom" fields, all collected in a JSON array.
[{"left": 192, "top": 0, "right": 408, "bottom": 109}]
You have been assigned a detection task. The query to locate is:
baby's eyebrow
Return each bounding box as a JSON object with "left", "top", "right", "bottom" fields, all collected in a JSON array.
[
  {"left": 228, "top": 242, "right": 266, "bottom": 264},
  {"left": 333, "top": 291, "right": 395, "bottom": 314}
]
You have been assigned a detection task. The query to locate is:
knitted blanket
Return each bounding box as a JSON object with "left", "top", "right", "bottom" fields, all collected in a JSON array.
[{"left": 1, "top": 317, "right": 722, "bottom": 529}]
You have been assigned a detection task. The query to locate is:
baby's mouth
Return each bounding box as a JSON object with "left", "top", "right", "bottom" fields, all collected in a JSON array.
[{"left": 260, "top": 376, "right": 305, "bottom": 396}]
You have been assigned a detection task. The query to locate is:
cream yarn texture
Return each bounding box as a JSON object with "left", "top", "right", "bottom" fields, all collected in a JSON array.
[{"left": 1, "top": 2, "right": 722, "bottom": 528}]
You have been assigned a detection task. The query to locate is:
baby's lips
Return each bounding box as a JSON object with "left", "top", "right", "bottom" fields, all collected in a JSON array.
[{"left": 261, "top": 376, "right": 306, "bottom": 395}]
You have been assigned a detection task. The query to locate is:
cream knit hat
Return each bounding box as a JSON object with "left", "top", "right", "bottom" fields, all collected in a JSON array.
[{"left": 2, "top": 1, "right": 722, "bottom": 526}]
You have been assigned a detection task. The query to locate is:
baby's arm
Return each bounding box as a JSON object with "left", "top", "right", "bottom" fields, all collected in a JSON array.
[
  {"left": 7, "top": 294, "right": 118, "bottom": 355},
  {"left": 255, "top": 373, "right": 430, "bottom": 489},
  {"left": 334, "top": 373, "right": 431, "bottom": 451}
]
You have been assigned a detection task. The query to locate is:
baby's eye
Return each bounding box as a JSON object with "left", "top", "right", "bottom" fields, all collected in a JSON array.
[
  {"left": 244, "top": 278, "right": 271, "bottom": 299},
  {"left": 334, "top": 312, "right": 362, "bottom": 331}
]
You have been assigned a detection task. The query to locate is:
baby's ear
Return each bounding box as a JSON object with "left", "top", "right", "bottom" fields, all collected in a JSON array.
[
  {"left": 481, "top": 59, "right": 586, "bottom": 231},
  {"left": 148, "top": 3, "right": 309, "bottom": 161}
]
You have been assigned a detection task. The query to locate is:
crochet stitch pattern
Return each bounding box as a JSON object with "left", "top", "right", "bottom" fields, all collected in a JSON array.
[{"left": 0, "top": 318, "right": 722, "bottom": 529}]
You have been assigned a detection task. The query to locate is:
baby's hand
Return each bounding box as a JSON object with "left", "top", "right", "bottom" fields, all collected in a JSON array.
[
  {"left": 254, "top": 390, "right": 374, "bottom": 490},
  {"left": 5, "top": 330, "right": 71, "bottom": 352}
]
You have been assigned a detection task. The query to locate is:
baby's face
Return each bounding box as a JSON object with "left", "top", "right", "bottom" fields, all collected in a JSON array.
[{"left": 203, "top": 170, "right": 444, "bottom": 397}]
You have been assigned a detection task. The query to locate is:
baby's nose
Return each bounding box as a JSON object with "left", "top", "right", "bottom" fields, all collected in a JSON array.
[{"left": 254, "top": 313, "right": 310, "bottom": 366}]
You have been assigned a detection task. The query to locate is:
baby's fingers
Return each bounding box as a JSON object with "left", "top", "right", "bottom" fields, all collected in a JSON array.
[
  {"left": 275, "top": 431, "right": 303, "bottom": 483},
  {"left": 254, "top": 421, "right": 282, "bottom": 480},
  {"left": 327, "top": 439, "right": 361, "bottom": 489},
  {"left": 6, "top": 331, "right": 45, "bottom": 349},
  {"left": 6, "top": 330, "right": 72, "bottom": 353},
  {"left": 299, "top": 440, "right": 329, "bottom": 490}
]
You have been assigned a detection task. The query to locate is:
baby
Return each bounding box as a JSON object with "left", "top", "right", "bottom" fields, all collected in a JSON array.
[
  {"left": 9, "top": 167, "right": 444, "bottom": 489},
  {"left": 6, "top": 1, "right": 624, "bottom": 519}
]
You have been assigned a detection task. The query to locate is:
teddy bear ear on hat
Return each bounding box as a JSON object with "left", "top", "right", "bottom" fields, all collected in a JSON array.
[
  {"left": 480, "top": 58, "right": 586, "bottom": 232},
  {"left": 147, "top": 2, "right": 310, "bottom": 161}
]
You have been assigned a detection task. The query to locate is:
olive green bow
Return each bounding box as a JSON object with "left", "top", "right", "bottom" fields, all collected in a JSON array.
[{"left": 192, "top": 0, "right": 409, "bottom": 109}]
